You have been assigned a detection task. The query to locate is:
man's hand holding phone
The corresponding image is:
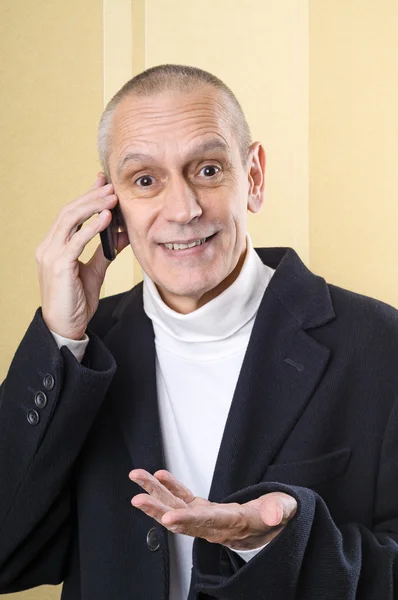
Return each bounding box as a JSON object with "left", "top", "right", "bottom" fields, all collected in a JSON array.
[{"left": 36, "top": 174, "right": 129, "bottom": 341}]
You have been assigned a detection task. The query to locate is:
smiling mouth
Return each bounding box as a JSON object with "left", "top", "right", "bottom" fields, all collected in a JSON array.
[{"left": 163, "top": 234, "right": 216, "bottom": 251}]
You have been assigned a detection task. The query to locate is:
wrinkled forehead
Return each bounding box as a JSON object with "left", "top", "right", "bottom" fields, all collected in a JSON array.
[{"left": 108, "top": 87, "right": 237, "bottom": 168}]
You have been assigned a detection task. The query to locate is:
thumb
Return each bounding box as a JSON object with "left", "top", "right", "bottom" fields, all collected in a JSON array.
[
  {"left": 259, "top": 492, "right": 297, "bottom": 528},
  {"left": 88, "top": 231, "right": 130, "bottom": 278},
  {"left": 86, "top": 242, "right": 113, "bottom": 282}
]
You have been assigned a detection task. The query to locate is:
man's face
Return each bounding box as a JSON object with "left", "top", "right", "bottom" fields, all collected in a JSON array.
[{"left": 108, "top": 86, "right": 264, "bottom": 312}]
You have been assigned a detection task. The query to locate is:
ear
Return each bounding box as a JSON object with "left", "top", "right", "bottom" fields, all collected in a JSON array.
[{"left": 247, "top": 142, "right": 266, "bottom": 214}]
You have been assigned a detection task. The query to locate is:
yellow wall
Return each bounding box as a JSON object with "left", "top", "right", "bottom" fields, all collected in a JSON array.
[
  {"left": 0, "top": 0, "right": 103, "bottom": 598},
  {"left": 101, "top": 0, "right": 137, "bottom": 297},
  {"left": 0, "top": 0, "right": 104, "bottom": 379},
  {"left": 310, "top": 0, "right": 398, "bottom": 307}
]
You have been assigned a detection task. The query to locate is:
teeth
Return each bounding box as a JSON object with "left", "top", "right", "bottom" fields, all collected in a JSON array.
[{"left": 165, "top": 238, "right": 207, "bottom": 250}]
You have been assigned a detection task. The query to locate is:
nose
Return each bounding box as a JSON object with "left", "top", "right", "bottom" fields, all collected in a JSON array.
[{"left": 161, "top": 174, "right": 202, "bottom": 224}]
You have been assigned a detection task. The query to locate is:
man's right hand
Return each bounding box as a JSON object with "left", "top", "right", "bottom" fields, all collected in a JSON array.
[{"left": 36, "top": 173, "right": 129, "bottom": 341}]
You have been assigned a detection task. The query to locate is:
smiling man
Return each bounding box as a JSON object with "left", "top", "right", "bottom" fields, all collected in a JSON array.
[
  {"left": 103, "top": 82, "right": 263, "bottom": 314},
  {"left": 0, "top": 64, "right": 398, "bottom": 600}
]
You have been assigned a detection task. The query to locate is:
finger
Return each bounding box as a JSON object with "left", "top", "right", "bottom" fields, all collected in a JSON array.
[
  {"left": 258, "top": 492, "right": 297, "bottom": 528},
  {"left": 88, "top": 173, "right": 107, "bottom": 191},
  {"left": 129, "top": 469, "right": 186, "bottom": 510},
  {"left": 64, "top": 209, "right": 113, "bottom": 262},
  {"left": 52, "top": 193, "right": 118, "bottom": 254},
  {"left": 131, "top": 494, "right": 172, "bottom": 522},
  {"left": 80, "top": 231, "right": 130, "bottom": 288},
  {"left": 76, "top": 175, "right": 108, "bottom": 232},
  {"left": 38, "top": 183, "right": 115, "bottom": 256},
  {"left": 153, "top": 470, "right": 196, "bottom": 504},
  {"left": 65, "top": 193, "right": 118, "bottom": 243},
  {"left": 161, "top": 505, "right": 241, "bottom": 542},
  {"left": 37, "top": 185, "right": 113, "bottom": 258},
  {"left": 53, "top": 182, "right": 113, "bottom": 238},
  {"left": 89, "top": 230, "right": 130, "bottom": 264},
  {"left": 69, "top": 190, "right": 117, "bottom": 239},
  {"left": 80, "top": 241, "right": 113, "bottom": 288}
]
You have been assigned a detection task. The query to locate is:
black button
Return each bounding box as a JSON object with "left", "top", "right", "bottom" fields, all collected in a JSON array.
[
  {"left": 27, "top": 409, "right": 40, "bottom": 426},
  {"left": 34, "top": 391, "right": 48, "bottom": 409},
  {"left": 43, "top": 374, "right": 55, "bottom": 390},
  {"left": 146, "top": 528, "right": 160, "bottom": 551}
]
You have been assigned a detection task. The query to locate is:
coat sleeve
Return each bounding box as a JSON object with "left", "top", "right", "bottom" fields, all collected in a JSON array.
[
  {"left": 191, "top": 398, "right": 398, "bottom": 599},
  {"left": 0, "top": 308, "right": 116, "bottom": 593}
]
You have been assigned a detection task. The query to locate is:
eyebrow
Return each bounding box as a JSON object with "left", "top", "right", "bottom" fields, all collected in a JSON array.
[{"left": 116, "top": 139, "right": 231, "bottom": 176}]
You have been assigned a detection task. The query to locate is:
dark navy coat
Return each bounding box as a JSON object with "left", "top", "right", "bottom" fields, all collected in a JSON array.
[{"left": 1, "top": 247, "right": 397, "bottom": 599}]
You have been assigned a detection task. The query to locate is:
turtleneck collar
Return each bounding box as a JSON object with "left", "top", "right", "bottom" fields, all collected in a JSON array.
[{"left": 142, "top": 236, "right": 275, "bottom": 357}]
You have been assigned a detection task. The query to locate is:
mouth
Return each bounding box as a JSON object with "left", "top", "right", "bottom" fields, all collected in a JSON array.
[{"left": 161, "top": 233, "right": 217, "bottom": 253}]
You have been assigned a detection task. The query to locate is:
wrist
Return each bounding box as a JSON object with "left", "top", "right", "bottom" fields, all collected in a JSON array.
[
  {"left": 50, "top": 329, "right": 88, "bottom": 343},
  {"left": 226, "top": 526, "right": 284, "bottom": 552},
  {"left": 42, "top": 318, "right": 86, "bottom": 341}
]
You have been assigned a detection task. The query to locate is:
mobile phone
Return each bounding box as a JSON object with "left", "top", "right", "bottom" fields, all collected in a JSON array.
[
  {"left": 99, "top": 181, "right": 125, "bottom": 261},
  {"left": 100, "top": 206, "right": 123, "bottom": 261}
]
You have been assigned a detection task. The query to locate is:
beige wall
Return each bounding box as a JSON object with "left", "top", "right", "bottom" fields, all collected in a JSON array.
[
  {"left": 0, "top": 0, "right": 104, "bottom": 380},
  {"left": 1, "top": 1, "right": 397, "bottom": 598},
  {"left": 0, "top": 0, "right": 103, "bottom": 598},
  {"left": 310, "top": 0, "right": 398, "bottom": 307}
]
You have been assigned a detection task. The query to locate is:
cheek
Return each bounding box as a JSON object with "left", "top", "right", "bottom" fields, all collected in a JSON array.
[
  {"left": 216, "top": 189, "right": 248, "bottom": 234},
  {"left": 121, "top": 200, "right": 156, "bottom": 244},
  {"left": 205, "top": 185, "right": 243, "bottom": 221}
]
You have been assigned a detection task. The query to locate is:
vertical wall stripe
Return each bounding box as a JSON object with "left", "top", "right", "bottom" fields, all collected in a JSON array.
[
  {"left": 293, "top": 0, "right": 310, "bottom": 265},
  {"left": 102, "top": 0, "right": 139, "bottom": 297},
  {"left": 132, "top": 0, "right": 147, "bottom": 76},
  {"left": 103, "top": 0, "right": 133, "bottom": 104},
  {"left": 131, "top": 0, "right": 147, "bottom": 285}
]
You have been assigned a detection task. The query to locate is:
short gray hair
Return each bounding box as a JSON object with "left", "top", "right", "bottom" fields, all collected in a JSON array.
[{"left": 97, "top": 64, "right": 252, "bottom": 179}]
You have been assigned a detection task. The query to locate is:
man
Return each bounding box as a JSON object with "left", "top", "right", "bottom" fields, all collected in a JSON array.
[{"left": 0, "top": 64, "right": 397, "bottom": 599}]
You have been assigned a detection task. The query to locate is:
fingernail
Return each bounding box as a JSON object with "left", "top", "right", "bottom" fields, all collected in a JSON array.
[{"left": 274, "top": 507, "right": 282, "bottom": 525}]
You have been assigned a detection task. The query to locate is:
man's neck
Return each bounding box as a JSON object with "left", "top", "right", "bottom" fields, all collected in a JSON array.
[{"left": 157, "top": 247, "right": 248, "bottom": 315}]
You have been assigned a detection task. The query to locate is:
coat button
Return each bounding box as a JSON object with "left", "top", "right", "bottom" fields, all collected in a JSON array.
[
  {"left": 27, "top": 409, "right": 40, "bottom": 426},
  {"left": 146, "top": 528, "right": 160, "bottom": 551},
  {"left": 34, "top": 391, "right": 48, "bottom": 409},
  {"left": 43, "top": 374, "right": 55, "bottom": 390}
]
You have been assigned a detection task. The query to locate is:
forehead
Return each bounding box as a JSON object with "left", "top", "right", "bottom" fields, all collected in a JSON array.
[{"left": 109, "top": 87, "right": 236, "bottom": 163}]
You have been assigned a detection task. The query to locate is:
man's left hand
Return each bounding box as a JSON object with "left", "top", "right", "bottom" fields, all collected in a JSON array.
[{"left": 129, "top": 469, "right": 297, "bottom": 551}]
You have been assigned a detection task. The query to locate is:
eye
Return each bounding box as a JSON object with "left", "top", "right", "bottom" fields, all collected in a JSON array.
[
  {"left": 199, "top": 165, "right": 220, "bottom": 177},
  {"left": 135, "top": 175, "right": 155, "bottom": 187}
]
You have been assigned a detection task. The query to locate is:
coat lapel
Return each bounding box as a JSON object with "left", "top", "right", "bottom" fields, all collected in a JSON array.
[
  {"left": 100, "top": 247, "right": 336, "bottom": 502},
  {"left": 104, "top": 284, "right": 166, "bottom": 474},
  {"left": 208, "top": 248, "right": 335, "bottom": 502}
]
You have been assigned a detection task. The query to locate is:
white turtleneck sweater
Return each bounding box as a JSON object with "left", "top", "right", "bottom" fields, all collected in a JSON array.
[{"left": 51, "top": 236, "right": 275, "bottom": 599}]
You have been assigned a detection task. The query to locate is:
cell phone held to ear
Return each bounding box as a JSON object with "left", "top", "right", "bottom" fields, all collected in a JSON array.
[{"left": 100, "top": 205, "right": 123, "bottom": 261}]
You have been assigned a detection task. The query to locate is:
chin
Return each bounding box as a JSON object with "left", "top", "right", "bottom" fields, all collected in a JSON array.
[{"left": 156, "top": 272, "right": 222, "bottom": 301}]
